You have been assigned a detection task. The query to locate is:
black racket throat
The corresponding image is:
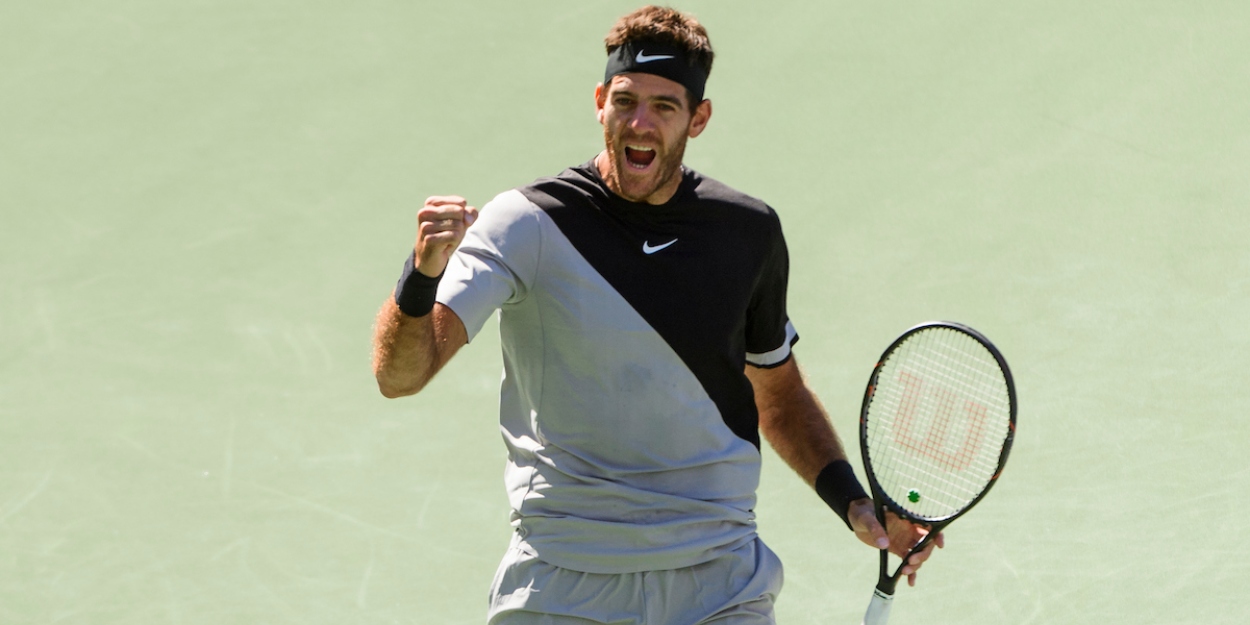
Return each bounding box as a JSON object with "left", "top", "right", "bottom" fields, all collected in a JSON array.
[{"left": 872, "top": 499, "right": 941, "bottom": 597}]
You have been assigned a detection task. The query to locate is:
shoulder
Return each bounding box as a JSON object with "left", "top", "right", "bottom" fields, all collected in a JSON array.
[
  {"left": 474, "top": 189, "right": 541, "bottom": 228},
  {"left": 482, "top": 188, "right": 539, "bottom": 215},
  {"left": 684, "top": 169, "right": 782, "bottom": 231},
  {"left": 466, "top": 189, "right": 545, "bottom": 249},
  {"left": 516, "top": 164, "right": 608, "bottom": 212}
]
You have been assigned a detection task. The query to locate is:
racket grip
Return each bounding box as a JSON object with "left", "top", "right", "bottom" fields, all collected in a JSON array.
[{"left": 861, "top": 589, "right": 894, "bottom": 625}]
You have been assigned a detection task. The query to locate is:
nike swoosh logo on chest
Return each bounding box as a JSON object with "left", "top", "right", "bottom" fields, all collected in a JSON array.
[{"left": 642, "top": 239, "right": 678, "bottom": 254}]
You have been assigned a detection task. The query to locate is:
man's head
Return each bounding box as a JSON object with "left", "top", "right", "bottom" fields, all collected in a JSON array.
[
  {"left": 603, "top": 6, "right": 714, "bottom": 109},
  {"left": 595, "top": 6, "right": 714, "bottom": 205}
]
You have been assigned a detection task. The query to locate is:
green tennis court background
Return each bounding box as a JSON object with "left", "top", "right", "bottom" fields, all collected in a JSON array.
[{"left": 2, "top": 1, "right": 1247, "bottom": 623}]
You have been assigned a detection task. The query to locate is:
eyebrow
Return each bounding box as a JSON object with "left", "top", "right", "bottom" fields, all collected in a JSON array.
[
  {"left": 651, "top": 94, "right": 685, "bottom": 107},
  {"left": 612, "top": 89, "right": 685, "bottom": 108}
]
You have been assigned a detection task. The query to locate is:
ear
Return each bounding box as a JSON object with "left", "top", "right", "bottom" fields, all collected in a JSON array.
[
  {"left": 594, "top": 82, "right": 607, "bottom": 124},
  {"left": 687, "top": 98, "right": 712, "bottom": 139}
]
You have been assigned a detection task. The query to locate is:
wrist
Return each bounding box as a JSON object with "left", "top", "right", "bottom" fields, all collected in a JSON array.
[
  {"left": 394, "top": 250, "right": 443, "bottom": 317},
  {"left": 814, "top": 459, "right": 870, "bottom": 530}
]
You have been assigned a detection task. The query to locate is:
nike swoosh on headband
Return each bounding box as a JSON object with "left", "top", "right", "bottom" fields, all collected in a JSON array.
[
  {"left": 642, "top": 239, "right": 678, "bottom": 254},
  {"left": 635, "top": 50, "right": 675, "bottom": 63}
]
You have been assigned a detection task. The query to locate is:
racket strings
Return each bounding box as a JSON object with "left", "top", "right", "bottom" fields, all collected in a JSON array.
[
  {"left": 865, "top": 327, "right": 1011, "bottom": 521},
  {"left": 873, "top": 333, "right": 1006, "bottom": 505}
]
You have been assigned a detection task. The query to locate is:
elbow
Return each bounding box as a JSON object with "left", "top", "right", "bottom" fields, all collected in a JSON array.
[
  {"left": 377, "top": 384, "right": 412, "bottom": 399},
  {"left": 375, "top": 374, "right": 423, "bottom": 399}
]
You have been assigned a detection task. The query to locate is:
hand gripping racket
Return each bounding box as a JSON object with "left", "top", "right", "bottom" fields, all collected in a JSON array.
[{"left": 859, "top": 322, "right": 1017, "bottom": 625}]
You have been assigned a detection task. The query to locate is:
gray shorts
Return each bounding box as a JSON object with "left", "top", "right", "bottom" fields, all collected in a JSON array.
[{"left": 487, "top": 534, "right": 784, "bottom": 625}]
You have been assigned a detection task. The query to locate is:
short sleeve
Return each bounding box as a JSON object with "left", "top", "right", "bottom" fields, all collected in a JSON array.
[
  {"left": 744, "top": 211, "right": 798, "bottom": 367},
  {"left": 436, "top": 189, "right": 542, "bottom": 342}
]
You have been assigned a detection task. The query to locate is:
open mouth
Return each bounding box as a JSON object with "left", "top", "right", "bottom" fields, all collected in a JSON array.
[{"left": 624, "top": 145, "right": 657, "bottom": 169}]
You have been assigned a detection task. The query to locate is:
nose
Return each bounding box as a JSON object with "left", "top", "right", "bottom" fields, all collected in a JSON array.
[{"left": 627, "top": 104, "right": 658, "bottom": 132}]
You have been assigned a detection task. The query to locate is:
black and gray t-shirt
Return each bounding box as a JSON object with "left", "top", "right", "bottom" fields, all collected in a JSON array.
[{"left": 437, "top": 160, "right": 798, "bottom": 574}]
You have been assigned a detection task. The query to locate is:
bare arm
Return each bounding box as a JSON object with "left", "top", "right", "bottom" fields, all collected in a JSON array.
[
  {"left": 371, "top": 196, "right": 478, "bottom": 398},
  {"left": 748, "top": 357, "right": 848, "bottom": 486},
  {"left": 747, "top": 356, "right": 943, "bottom": 585},
  {"left": 372, "top": 301, "right": 466, "bottom": 397}
]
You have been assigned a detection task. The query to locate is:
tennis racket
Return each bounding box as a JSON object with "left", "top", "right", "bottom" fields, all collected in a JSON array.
[{"left": 858, "top": 322, "right": 1017, "bottom": 625}]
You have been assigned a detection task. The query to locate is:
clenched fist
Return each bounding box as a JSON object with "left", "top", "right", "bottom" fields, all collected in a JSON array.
[{"left": 415, "top": 195, "right": 479, "bottom": 278}]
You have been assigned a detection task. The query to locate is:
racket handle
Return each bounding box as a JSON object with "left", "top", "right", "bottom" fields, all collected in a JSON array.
[{"left": 861, "top": 589, "right": 894, "bottom": 625}]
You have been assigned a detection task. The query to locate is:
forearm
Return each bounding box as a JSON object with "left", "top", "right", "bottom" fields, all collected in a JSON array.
[
  {"left": 753, "top": 362, "right": 847, "bottom": 485},
  {"left": 371, "top": 298, "right": 463, "bottom": 398},
  {"left": 750, "top": 358, "right": 869, "bottom": 530},
  {"left": 372, "top": 194, "right": 479, "bottom": 398}
]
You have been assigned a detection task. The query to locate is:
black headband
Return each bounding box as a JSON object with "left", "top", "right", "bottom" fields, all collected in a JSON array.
[{"left": 604, "top": 41, "right": 708, "bottom": 103}]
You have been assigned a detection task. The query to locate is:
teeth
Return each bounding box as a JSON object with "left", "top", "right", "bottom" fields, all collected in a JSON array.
[{"left": 626, "top": 145, "right": 654, "bottom": 152}]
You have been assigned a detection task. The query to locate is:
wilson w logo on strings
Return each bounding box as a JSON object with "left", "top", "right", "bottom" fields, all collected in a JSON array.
[{"left": 890, "top": 371, "right": 988, "bottom": 472}]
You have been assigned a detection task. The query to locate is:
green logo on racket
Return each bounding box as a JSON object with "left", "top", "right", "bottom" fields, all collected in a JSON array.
[{"left": 907, "top": 489, "right": 921, "bottom": 503}]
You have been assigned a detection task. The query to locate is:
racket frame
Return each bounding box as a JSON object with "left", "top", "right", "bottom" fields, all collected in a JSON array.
[{"left": 858, "top": 321, "right": 1017, "bottom": 598}]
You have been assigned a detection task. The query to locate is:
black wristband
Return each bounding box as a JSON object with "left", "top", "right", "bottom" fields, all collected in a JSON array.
[
  {"left": 394, "top": 251, "right": 442, "bottom": 317},
  {"left": 815, "top": 459, "right": 870, "bottom": 530}
]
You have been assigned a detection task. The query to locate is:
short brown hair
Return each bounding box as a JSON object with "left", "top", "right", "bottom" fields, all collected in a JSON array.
[{"left": 604, "top": 6, "right": 714, "bottom": 81}]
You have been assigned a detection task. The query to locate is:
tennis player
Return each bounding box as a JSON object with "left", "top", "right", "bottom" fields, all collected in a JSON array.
[{"left": 372, "top": 6, "right": 941, "bottom": 623}]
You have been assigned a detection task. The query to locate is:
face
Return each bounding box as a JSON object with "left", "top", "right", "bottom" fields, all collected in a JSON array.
[{"left": 595, "top": 73, "right": 711, "bottom": 204}]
